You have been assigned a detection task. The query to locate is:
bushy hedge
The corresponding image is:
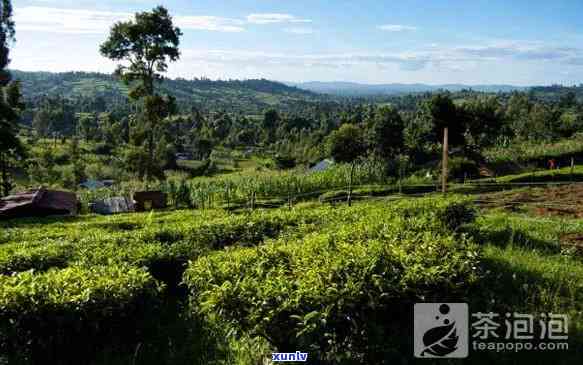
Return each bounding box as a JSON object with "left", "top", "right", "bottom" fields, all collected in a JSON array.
[
  {"left": 184, "top": 197, "right": 479, "bottom": 363},
  {"left": 0, "top": 208, "right": 325, "bottom": 289},
  {"left": 0, "top": 265, "right": 163, "bottom": 364},
  {"left": 0, "top": 240, "right": 74, "bottom": 275}
]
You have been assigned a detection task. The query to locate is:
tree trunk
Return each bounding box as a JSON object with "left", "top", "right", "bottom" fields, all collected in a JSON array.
[
  {"left": 0, "top": 153, "right": 10, "bottom": 197},
  {"left": 442, "top": 127, "right": 449, "bottom": 193},
  {"left": 347, "top": 162, "right": 355, "bottom": 207}
]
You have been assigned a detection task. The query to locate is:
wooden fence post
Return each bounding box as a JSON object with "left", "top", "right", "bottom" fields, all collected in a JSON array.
[{"left": 442, "top": 127, "right": 449, "bottom": 194}]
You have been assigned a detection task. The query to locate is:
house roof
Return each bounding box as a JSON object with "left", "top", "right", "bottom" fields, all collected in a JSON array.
[
  {"left": 310, "top": 159, "right": 334, "bottom": 172},
  {"left": 0, "top": 188, "right": 77, "bottom": 219}
]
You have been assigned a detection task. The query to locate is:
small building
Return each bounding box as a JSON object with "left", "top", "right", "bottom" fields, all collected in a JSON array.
[
  {"left": 310, "top": 159, "right": 334, "bottom": 173},
  {"left": 133, "top": 191, "right": 167, "bottom": 212},
  {"left": 79, "top": 180, "right": 115, "bottom": 190},
  {"left": 175, "top": 153, "right": 192, "bottom": 161},
  {"left": 90, "top": 197, "right": 134, "bottom": 215},
  {"left": 0, "top": 188, "right": 78, "bottom": 219}
]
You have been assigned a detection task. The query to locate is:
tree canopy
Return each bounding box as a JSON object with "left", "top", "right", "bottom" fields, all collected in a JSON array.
[
  {"left": 100, "top": 6, "right": 182, "bottom": 99},
  {"left": 0, "top": 0, "right": 24, "bottom": 196},
  {"left": 0, "top": 0, "right": 15, "bottom": 83},
  {"left": 328, "top": 124, "right": 366, "bottom": 164}
]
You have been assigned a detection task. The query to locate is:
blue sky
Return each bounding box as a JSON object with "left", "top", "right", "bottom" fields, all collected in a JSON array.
[{"left": 9, "top": 0, "right": 583, "bottom": 85}]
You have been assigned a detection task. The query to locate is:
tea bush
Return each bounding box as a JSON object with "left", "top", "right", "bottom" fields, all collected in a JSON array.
[
  {"left": 0, "top": 207, "right": 326, "bottom": 288},
  {"left": 0, "top": 240, "right": 74, "bottom": 275},
  {"left": 0, "top": 265, "right": 163, "bottom": 364},
  {"left": 184, "top": 197, "right": 479, "bottom": 363}
]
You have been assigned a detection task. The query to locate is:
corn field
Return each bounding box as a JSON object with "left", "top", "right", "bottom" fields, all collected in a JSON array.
[{"left": 78, "top": 161, "right": 393, "bottom": 210}]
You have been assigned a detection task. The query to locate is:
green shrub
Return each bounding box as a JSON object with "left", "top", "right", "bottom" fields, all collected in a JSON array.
[
  {"left": 0, "top": 265, "right": 163, "bottom": 364},
  {"left": 439, "top": 156, "right": 479, "bottom": 180},
  {"left": 184, "top": 198, "right": 480, "bottom": 363},
  {"left": 0, "top": 241, "right": 74, "bottom": 275},
  {"left": 0, "top": 208, "right": 325, "bottom": 290}
]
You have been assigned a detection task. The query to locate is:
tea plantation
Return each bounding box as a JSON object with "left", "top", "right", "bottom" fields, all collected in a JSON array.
[{"left": 1, "top": 197, "right": 582, "bottom": 364}]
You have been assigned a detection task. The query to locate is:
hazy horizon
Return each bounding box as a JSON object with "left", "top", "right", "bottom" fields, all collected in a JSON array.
[{"left": 8, "top": 69, "right": 579, "bottom": 88}]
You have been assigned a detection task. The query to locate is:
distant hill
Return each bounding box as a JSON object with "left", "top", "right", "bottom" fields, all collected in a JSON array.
[
  {"left": 288, "top": 81, "right": 530, "bottom": 96},
  {"left": 10, "top": 70, "right": 325, "bottom": 114}
]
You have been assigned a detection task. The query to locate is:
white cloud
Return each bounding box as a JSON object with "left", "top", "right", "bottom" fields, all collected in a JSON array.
[
  {"left": 453, "top": 41, "right": 580, "bottom": 62},
  {"left": 377, "top": 24, "right": 417, "bottom": 32},
  {"left": 14, "top": 7, "right": 130, "bottom": 34},
  {"left": 177, "top": 40, "right": 583, "bottom": 76},
  {"left": 176, "top": 16, "right": 245, "bottom": 32},
  {"left": 14, "top": 7, "right": 246, "bottom": 34},
  {"left": 14, "top": 7, "right": 314, "bottom": 34},
  {"left": 180, "top": 49, "right": 430, "bottom": 71},
  {"left": 283, "top": 27, "right": 315, "bottom": 35},
  {"left": 246, "top": 13, "right": 311, "bottom": 25}
]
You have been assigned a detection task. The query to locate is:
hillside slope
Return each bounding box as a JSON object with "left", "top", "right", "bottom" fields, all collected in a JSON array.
[{"left": 10, "top": 70, "right": 326, "bottom": 114}]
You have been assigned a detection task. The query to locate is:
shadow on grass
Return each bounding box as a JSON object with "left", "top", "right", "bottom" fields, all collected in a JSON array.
[
  {"left": 90, "top": 296, "right": 231, "bottom": 365},
  {"left": 460, "top": 254, "right": 583, "bottom": 365},
  {"left": 465, "top": 224, "right": 561, "bottom": 254},
  {"left": 0, "top": 214, "right": 94, "bottom": 228}
]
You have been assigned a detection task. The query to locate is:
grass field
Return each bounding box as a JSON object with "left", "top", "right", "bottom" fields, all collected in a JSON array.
[{"left": 483, "top": 134, "right": 583, "bottom": 174}]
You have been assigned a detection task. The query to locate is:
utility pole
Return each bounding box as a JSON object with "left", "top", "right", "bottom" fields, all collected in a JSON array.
[{"left": 442, "top": 127, "right": 449, "bottom": 193}]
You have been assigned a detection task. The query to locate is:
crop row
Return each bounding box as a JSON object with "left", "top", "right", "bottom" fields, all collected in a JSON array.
[
  {"left": 184, "top": 197, "right": 479, "bottom": 363},
  {"left": 0, "top": 196, "right": 479, "bottom": 363}
]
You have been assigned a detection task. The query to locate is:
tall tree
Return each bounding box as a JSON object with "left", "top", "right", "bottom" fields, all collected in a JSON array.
[
  {"left": 100, "top": 6, "right": 182, "bottom": 180},
  {"left": 0, "top": 0, "right": 25, "bottom": 196},
  {"left": 100, "top": 6, "right": 182, "bottom": 99},
  {"left": 0, "top": 0, "right": 14, "bottom": 81},
  {"left": 262, "top": 109, "right": 280, "bottom": 143},
  {"left": 425, "top": 94, "right": 463, "bottom": 143},
  {"left": 327, "top": 124, "right": 366, "bottom": 206},
  {"left": 368, "top": 106, "right": 404, "bottom": 161}
]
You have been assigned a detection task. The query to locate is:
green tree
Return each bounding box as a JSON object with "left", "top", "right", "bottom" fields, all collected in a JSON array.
[
  {"left": 0, "top": 0, "right": 25, "bottom": 196},
  {"left": 59, "top": 136, "right": 86, "bottom": 188},
  {"left": 77, "top": 112, "right": 97, "bottom": 141},
  {"left": 425, "top": 93, "right": 463, "bottom": 146},
  {"left": 99, "top": 6, "right": 182, "bottom": 99},
  {"left": 192, "top": 138, "right": 213, "bottom": 160},
  {"left": 327, "top": 124, "right": 366, "bottom": 206},
  {"left": 368, "top": 106, "right": 404, "bottom": 161},
  {"left": 505, "top": 93, "right": 532, "bottom": 139},
  {"left": 262, "top": 109, "right": 280, "bottom": 143},
  {"left": 0, "top": 82, "right": 24, "bottom": 196},
  {"left": 0, "top": 0, "right": 14, "bottom": 78},
  {"left": 403, "top": 113, "right": 435, "bottom": 165},
  {"left": 100, "top": 6, "right": 181, "bottom": 180},
  {"left": 458, "top": 96, "right": 504, "bottom": 147}
]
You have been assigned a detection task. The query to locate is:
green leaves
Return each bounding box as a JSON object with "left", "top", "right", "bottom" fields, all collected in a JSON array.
[
  {"left": 327, "top": 124, "right": 367, "bottom": 164},
  {"left": 184, "top": 197, "right": 479, "bottom": 362},
  {"left": 0, "top": 265, "right": 162, "bottom": 362},
  {"left": 0, "top": 196, "right": 480, "bottom": 363},
  {"left": 100, "top": 6, "right": 182, "bottom": 100}
]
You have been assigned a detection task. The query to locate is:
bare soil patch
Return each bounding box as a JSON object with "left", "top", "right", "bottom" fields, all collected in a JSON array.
[{"left": 478, "top": 184, "right": 583, "bottom": 218}]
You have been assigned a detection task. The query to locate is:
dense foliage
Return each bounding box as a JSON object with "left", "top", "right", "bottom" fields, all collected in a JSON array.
[
  {"left": 0, "top": 265, "right": 162, "bottom": 364},
  {"left": 184, "top": 197, "right": 479, "bottom": 363}
]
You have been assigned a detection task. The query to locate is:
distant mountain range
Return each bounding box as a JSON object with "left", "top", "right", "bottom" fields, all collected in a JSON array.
[{"left": 286, "top": 81, "right": 530, "bottom": 96}]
